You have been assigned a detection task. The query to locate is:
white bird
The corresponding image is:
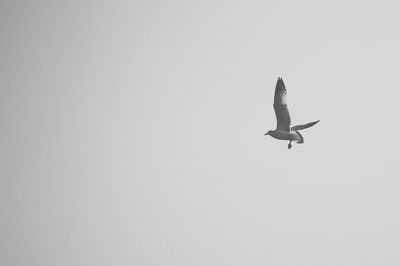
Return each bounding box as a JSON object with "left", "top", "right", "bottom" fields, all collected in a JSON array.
[{"left": 265, "top": 77, "right": 319, "bottom": 149}]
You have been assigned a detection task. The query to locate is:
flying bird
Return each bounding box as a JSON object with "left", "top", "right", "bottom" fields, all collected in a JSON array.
[{"left": 265, "top": 77, "right": 319, "bottom": 149}]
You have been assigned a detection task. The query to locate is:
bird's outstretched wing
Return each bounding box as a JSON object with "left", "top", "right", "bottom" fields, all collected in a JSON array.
[
  {"left": 273, "top": 77, "right": 291, "bottom": 132},
  {"left": 291, "top": 120, "right": 320, "bottom": 131}
]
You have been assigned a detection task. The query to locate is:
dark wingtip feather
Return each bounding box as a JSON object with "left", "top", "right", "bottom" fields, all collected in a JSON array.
[
  {"left": 276, "top": 77, "right": 284, "bottom": 87},
  {"left": 278, "top": 77, "right": 285, "bottom": 84}
]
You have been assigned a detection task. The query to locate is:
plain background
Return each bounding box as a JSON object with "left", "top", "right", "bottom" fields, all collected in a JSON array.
[{"left": 1, "top": 1, "right": 400, "bottom": 265}]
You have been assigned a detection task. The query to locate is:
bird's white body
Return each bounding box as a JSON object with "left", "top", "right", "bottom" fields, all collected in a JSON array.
[{"left": 268, "top": 130, "right": 302, "bottom": 143}]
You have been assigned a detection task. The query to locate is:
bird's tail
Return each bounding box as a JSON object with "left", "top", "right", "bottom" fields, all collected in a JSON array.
[
  {"left": 294, "top": 130, "right": 304, "bottom": 144},
  {"left": 291, "top": 120, "right": 320, "bottom": 131}
]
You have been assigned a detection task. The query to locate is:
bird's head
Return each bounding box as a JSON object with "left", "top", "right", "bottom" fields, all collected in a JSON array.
[{"left": 264, "top": 130, "right": 273, "bottom": 136}]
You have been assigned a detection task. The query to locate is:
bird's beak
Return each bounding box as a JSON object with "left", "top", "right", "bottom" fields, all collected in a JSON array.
[{"left": 264, "top": 133, "right": 268, "bottom": 136}]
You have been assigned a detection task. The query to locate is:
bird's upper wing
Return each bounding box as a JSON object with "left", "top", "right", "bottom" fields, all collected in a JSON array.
[{"left": 273, "top": 77, "right": 291, "bottom": 132}]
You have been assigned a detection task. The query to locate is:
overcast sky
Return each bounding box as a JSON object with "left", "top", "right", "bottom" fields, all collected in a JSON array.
[{"left": 2, "top": 1, "right": 400, "bottom": 265}]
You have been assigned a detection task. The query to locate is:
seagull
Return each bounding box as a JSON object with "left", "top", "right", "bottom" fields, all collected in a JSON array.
[{"left": 265, "top": 77, "right": 319, "bottom": 149}]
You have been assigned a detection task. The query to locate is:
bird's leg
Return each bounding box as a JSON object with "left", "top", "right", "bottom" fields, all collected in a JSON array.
[{"left": 288, "top": 141, "right": 292, "bottom": 150}]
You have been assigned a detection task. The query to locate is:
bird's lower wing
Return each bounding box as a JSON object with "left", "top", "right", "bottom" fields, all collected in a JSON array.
[{"left": 291, "top": 120, "right": 320, "bottom": 131}]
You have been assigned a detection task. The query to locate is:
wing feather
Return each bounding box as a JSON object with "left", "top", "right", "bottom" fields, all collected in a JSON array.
[
  {"left": 291, "top": 120, "right": 320, "bottom": 131},
  {"left": 273, "top": 77, "right": 291, "bottom": 132}
]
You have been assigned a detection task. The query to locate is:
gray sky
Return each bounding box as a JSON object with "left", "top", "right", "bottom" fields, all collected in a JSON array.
[{"left": 1, "top": 1, "right": 400, "bottom": 265}]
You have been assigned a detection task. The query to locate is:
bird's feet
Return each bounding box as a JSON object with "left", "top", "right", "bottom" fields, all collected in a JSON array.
[{"left": 288, "top": 142, "right": 292, "bottom": 149}]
